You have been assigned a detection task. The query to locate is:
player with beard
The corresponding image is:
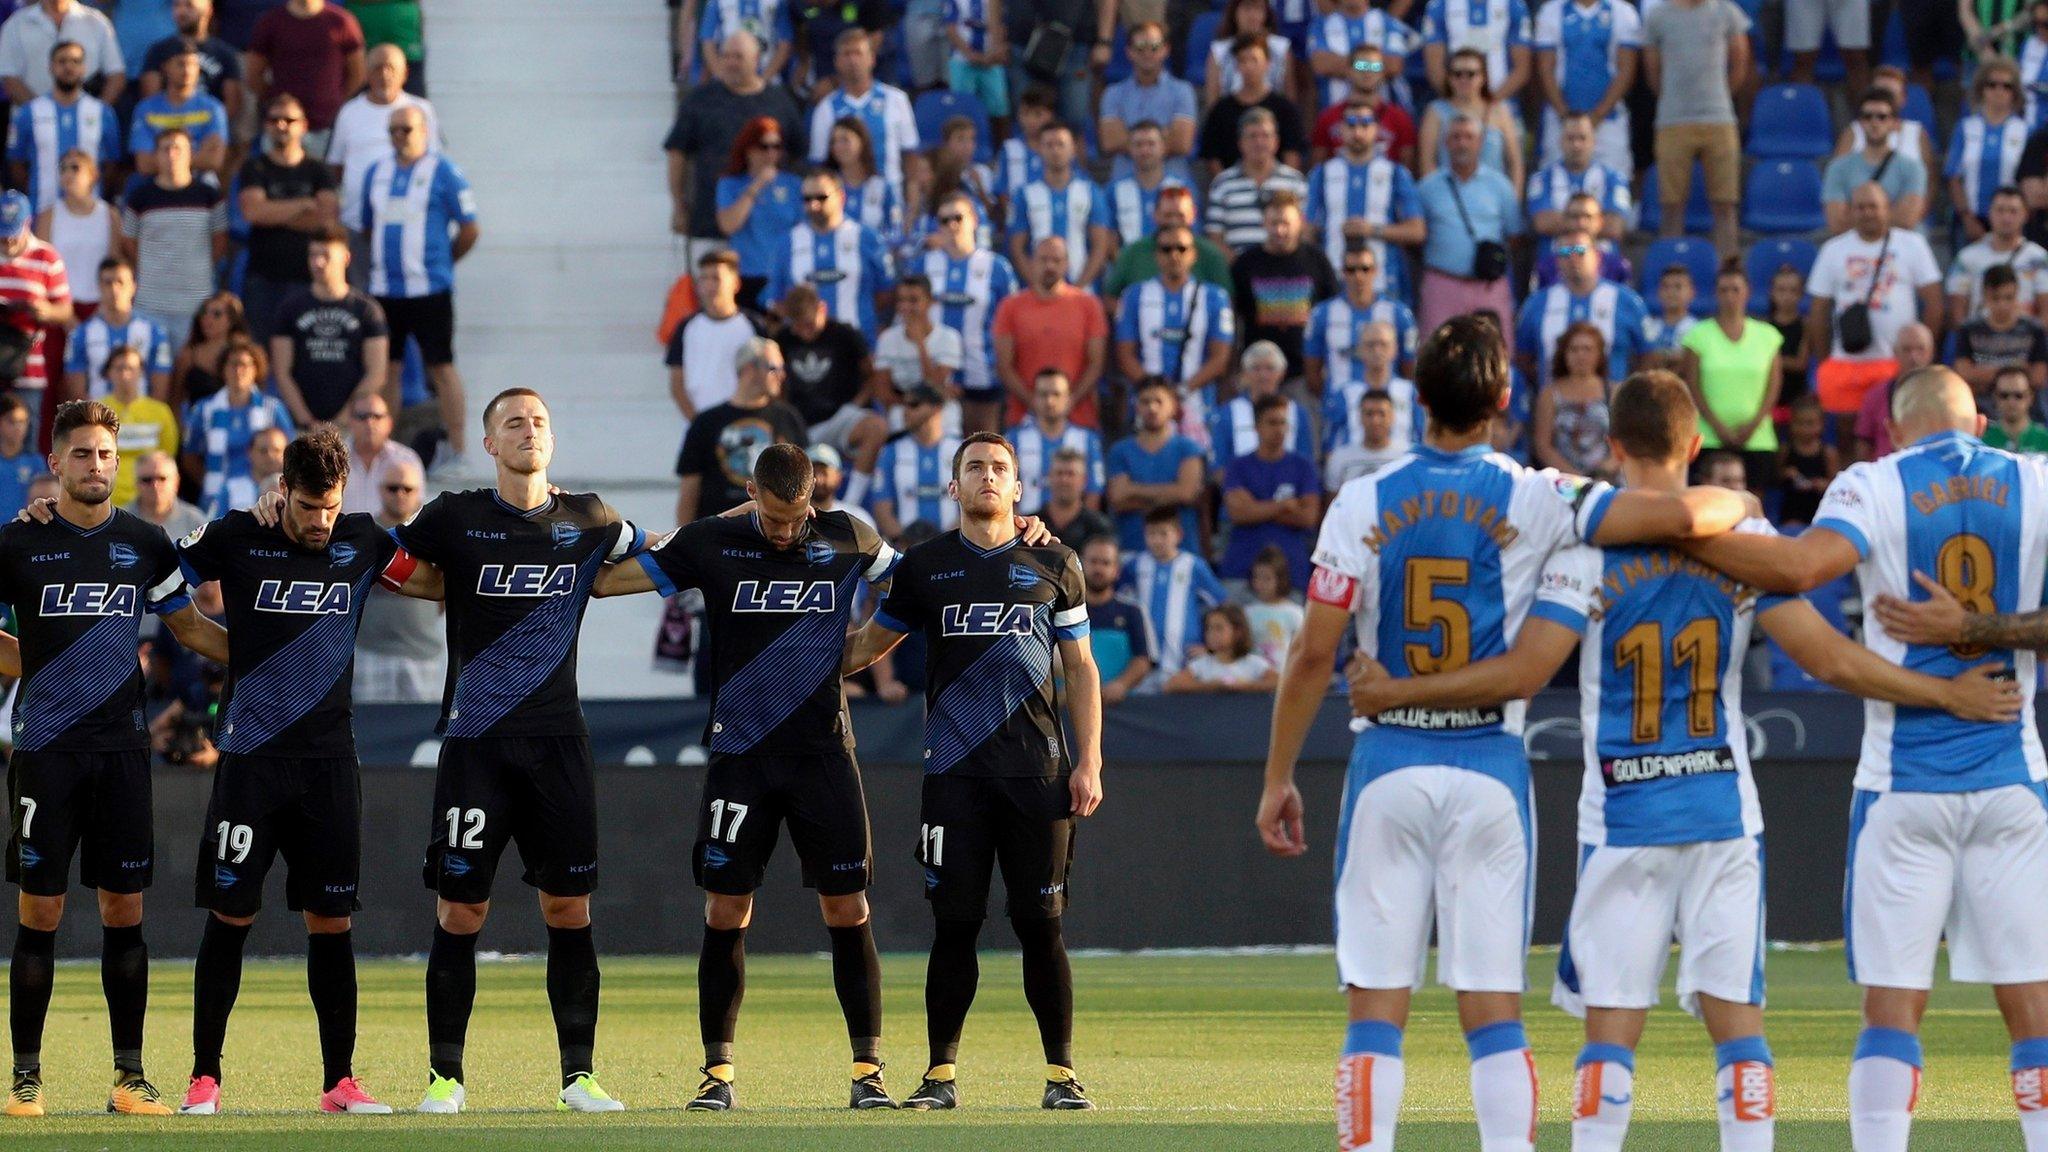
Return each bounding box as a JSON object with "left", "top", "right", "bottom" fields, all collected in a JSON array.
[
  {"left": 0, "top": 399, "right": 227, "bottom": 1116},
  {"left": 842, "top": 431, "right": 1105, "bottom": 1112}
]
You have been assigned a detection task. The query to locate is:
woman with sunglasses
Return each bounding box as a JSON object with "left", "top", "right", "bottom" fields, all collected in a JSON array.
[
  {"left": 1948, "top": 55, "right": 2031, "bottom": 241},
  {"left": 171, "top": 290, "right": 247, "bottom": 415},
  {"left": 1417, "top": 46, "right": 1523, "bottom": 194},
  {"left": 714, "top": 116, "right": 803, "bottom": 312}
]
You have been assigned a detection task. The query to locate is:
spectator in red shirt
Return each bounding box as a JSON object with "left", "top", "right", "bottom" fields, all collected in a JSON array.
[
  {"left": 0, "top": 189, "right": 74, "bottom": 441},
  {"left": 992, "top": 235, "right": 1110, "bottom": 430},
  {"left": 1312, "top": 45, "right": 1415, "bottom": 167},
  {"left": 247, "top": 0, "right": 365, "bottom": 146}
]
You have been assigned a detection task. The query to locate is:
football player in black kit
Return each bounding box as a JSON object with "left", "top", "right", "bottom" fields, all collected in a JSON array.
[
  {"left": 593, "top": 442, "right": 903, "bottom": 1112},
  {"left": 174, "top": 428, "right": 445, "bottom": 1116},
  {"left": 0, "top": 400, "right": 228, "bottom": 1116},
  {"left": 295, "top": 388, "right": 645, "bottom": 1114},
  {"left": 842, "top": 431, "right": 1105, "bottom": 1113}
]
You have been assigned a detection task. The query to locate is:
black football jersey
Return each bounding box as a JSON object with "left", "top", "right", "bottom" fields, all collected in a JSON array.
[
  {"left": 875, "top": 531, "right": 1090, "bottom": 778},
  {"left": 394, "top": 490, "right": 641, "bottom": 738},
  {"left": 0, "top": 510, "right": 190, "bottom": 751},
  {"left": 176, "top": 511, "right": 406, "bottom": 757},
  {"left": 642, "top": 510, "right": 898, "bottom": 756}
]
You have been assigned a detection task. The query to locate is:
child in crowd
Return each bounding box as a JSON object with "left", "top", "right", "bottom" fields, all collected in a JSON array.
[
  {"left": 1165, "top": 604, "right": 1278, "bottom": 693},
  {"left": 1642, "top": 264, "right": 1698, "bottom": 354},
  {"left": 1765, "top": 265, "right": 1810, "bottom": 420},
  {"left": 1123, "top": 504, "right": 1228, "bottom": 680},
  {"left": 1241, "top": 545, "right": 1303, "bottom": 669},
  {"left": 1777, "top": 395, "right": 1838, "bottom": 527}
]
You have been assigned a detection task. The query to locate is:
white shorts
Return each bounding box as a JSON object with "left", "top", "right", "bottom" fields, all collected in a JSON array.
[
  {"left": 1785, "top": 0, "right": 1871, "bottom": 51},
  {"left": 1538, "top": 108, "right": 1636, "bottom": 182},
  {"left": 1335, "top": 765, "right": 1533, "bottom": 993},
  {"left": 1847, "top": 784, "right": 2048, "bottom": 989},
  {"left": 1553, "top": 836, "right": 1765, "bottom": 1018}
]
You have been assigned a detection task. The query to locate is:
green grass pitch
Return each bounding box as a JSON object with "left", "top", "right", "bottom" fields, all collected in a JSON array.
[{"left": 0, "top": 946, "right": 2020, "bottom": 1150}]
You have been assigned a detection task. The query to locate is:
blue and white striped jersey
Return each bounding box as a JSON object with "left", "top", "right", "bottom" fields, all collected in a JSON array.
[
  {"left": 64, "top": 312, "right": 171, "bottom": 398},
  {"left": 1810, "top": 431, "right": 2048, "bottom": 792},
  {"left": 1113, "top": 278, "right": 1235, "bottom": 385},
  {"left": 352, "top": 152, "right": 477, "bottom": 299},
  {"left": 1531, "top": 0, "right": 1640, "bottom": 118},
  {"left": 1523, "top": 159, "right": 1633, "bottom": 222},
  {"left": 1311, "top": 446, "right": 1614, "bottom": 789},
  {"left": 1121, "top": 547, "right": 1228, "bottom": 675},
  {"left": 808, "top": 83, "right": 921, "bottom": 197},
  {"left": 1945, "top": 113, "right": 2030, "bottom": 222},
  {"left": 698, "top": 0, "right": 794, "bottom": 56},
  {"left": 1307, "top": 155, "right": 1421, "bottom": 298},
  {"left": 1206, "top": 393, "right": 1315, "bottom": 465},
  {"left": 1311, "top": 9, "right": 1418, "bottom": 104},
  {"left": 1422, "top": 0, "right": 1534, "bottom": 91},
  {"left": 6, "top": 93, "right": 121, "bottom": 214},
  {"left": 1008, "top": 175, "right": 1110, "bottom": 284},
  {"left": 1321, "top": 374, "right": 1422, "bottom": 454},
  {"left": 871, "top": 431, "right": 964, "bottom": 532},
  {"left": 1107, "top": 174, "right": 1190, "bottom": 245},
  {"left": 1303, "top": 293, "right": 1420, "bottom": 389},
  {"left": 764, "top": 219, "right": 895, "bottom": 340},
  {"left": 914, "top": 246, "right": 1019, "bottom": 392},
  {"left": 1008, "top": 419, "right": 1105, "bottom": 510},
  {"left": 843, "top": 172, "right": 901, "bottom": 244}
]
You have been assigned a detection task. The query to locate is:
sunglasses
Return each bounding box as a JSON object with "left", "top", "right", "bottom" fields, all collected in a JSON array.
[
  {"left": 1451, "top": 68, "right": 1482, "bottom": 79},
  {"left": 756, "top": 139, "right": 784, "bottom": 150},
  {"left": 353, "top": 410, "right": 390, "bottom": 421},
  {"left": 1344, "top": 113, "right": 1376, "bottom": 127},
  {"left": 1156, "top": 243, "right": 1191, "bottom": 253},
  {"left": 1350, "top": 59, "right": 1383, "bottom": 72},
  {"left": 1131, "top": 38, "right": 1164, "bottom": 49},
  {"left": 1554, "top": 243, "right": 1589, "bottom": 256},
  {"left": 937, "top": 212, "right": 965, "bottom": 224},
  {"left": 802, "top": 193, "right": 830, "bottom": 203},
  {"left": 1343, "top": 264, "right": 1375, "bottom": 274}
]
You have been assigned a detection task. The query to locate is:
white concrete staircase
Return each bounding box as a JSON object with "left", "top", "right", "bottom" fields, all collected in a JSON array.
[{"left": 431, "top": 0, "right": 694, "bottom": 697}]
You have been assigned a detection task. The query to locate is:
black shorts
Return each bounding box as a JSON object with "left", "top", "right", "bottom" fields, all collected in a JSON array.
[
  {"left": 196, "top": 753, "right": 362, "bottom": 918},
  {"left": 6, "top": 748, "right": 154, "bottom": 895},
  {"left": 377, "top": 291, "right": 456, "bottom": 366},
  {"left": 917, "top": 774, "right": 1074, "bottom": 921},
  {"left": 422, "top": 735, "right": 600, "bottom": 902},
  {"left": 694, "top": 749, "right": 872, "bottom": 897}
]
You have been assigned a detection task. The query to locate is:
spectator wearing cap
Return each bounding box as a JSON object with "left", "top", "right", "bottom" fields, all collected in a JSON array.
[
  {"left": 870, "top": 382, "right": 963, "bottom": 538},
  {"left": 1415, "top": 113, "right": 1521, "bottom": 337},
  {"left": 675, "top": 335, "right": 807, "bottom": 524},
  {"left": 1038, "top": 443, "right": 1112, "bottom": 547},
  {"left": 666, "top": 31, "right": 805, "bottom": 257},
  {"left": 65, "top": 256, "right": 172, "bottom": 400},
  {"left": 341, "top": 389, "right": 418, "bottom": 516},
  {"left": 1116, "top": 224, "right": 1235, "bottom": 440},
  {"left": 347, "top": 103, "right": 477, "bottom": 463},
  {"left": 327, "top": 42, "right": 437, "bottom": 270},
  {"left": 871, "top": 272, "right": 965, "bottom": 417},
  {"left": 0, "top": 0, "right": 125, "bottom": 106},
  {"left": 1946, "top": 186, "right": 2048, "bottom": 324},
  {"left": 246, "top": 0, "right": 364, "bottom": 149},
  {"left": 1197, "top": 38, "right": 1306, "bottom": 176},
  {"left": 355, "top": 455, "right": 442, "bottom": 703},
  {"left": 1310, "top": 45, "right": 1416, "bottom": 167},
  {"left": 1949, "top": 56, "right": 2031, "bottom": 242},
  {"left": 1104, "top": 185, "right": 1230, "bottom": 302},
  {"left": 1809, "top": 182, "right": 1943, "bottom": 446},
  {"left": 993, "top": 234, "right": 1110, "bottom": 426},
  {"left": 1098, "top": 22, "right": 1197, "bottom": 182},
  {"left": 0, "top": 188, "right": 72, "bottom": 430},
  {"left": 1531, "top": 0, "right": 1639, "bottom": 176},
  {"left": 7, "top": 41, "right": 122, "bottom": 217},
  {"left": 714, "top": 116, "right": 803, "bottom": 311},
  {"left": 140, "top": 0, "right": 244, "bottom": 114},
  {"left": 238, "top": 93, "right": 339, "bottom": 343},
  {"left": 1105, "top": 121, "right": 1192, "bottom": 247},
  {"left": 669, "top": 249, "right": 761, "bottom": 426},
  {"left": 1008, "top": 367, "right": 1104, "bottom": 511},
  {"left": 1006, "top": 121, "right": 1112, "bottom": 289},
  {"left": 1307, "top": 97, "right": 1424, "bottom": 302},
  {"left": 1229, "top": 191, "right": 1338, "bottom": 381},
  {"left": 130, "top": 35, "right": 230, "bottom": 178},
  {"left": 1514, "top": 228, "right": 1649, "bottom": 386},
  {"left": 1204, "top": 109, "right": 1309, "bottom": 253},
  {"left": 806, "top": 441, "right": 873, "bottom": 526},
  {"left": 1209, "top": 340, "right": 1315, "bottom": 464},
  {"left": 271, "top": 226, "right": 385, "bottom": 426},
  {"left": 808, "top": 30, "right": 922, "bottom": 203},
  {"left": 762, "top": 167, "right": 894, "bottom": 342},
  {"left": 1642, "top": 0, "right": 1750, "bottom": 256},
  {"left": 909, "top": 190, "right": 1020, "bottom": 434},
  {"left": 1823, "top": 87, "right": 1928, "bottom": 235}
]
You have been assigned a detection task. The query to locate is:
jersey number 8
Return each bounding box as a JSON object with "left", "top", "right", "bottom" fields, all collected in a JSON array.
[{"left": 1936, "top": 533, "right": 1995, "bottom": 660}]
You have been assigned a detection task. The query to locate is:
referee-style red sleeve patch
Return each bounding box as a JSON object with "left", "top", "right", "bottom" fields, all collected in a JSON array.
[
  {"left": 1307, "top": 566, "right": 1357, "bottom": 610},
  {"left": 378, "top": 546, "right": 419, "bottom": 591}
]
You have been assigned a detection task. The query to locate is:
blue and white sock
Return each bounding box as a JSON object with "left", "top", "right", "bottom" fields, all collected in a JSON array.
[
  {"left": 1715, "top": 1035, "right": 1775, "bottom": 1152},
  {"left": 1337, "top": 1019, "right": 1403, "bottom": 1151},
  {"left": 1467, "top": 1020, "right": 1537, "bottom": 1152},
  {"left": 1849, "top": 1027, "right": 1920, "bottom": 1152},
  {"left": 2010, "top": 1036, "right": 2048, "bottom": 1152},
  {"left": 1571, "top": 1041, "right": 1634, "bottom": 1152}
]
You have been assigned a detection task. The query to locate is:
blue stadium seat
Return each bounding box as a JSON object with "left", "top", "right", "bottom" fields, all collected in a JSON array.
[
  {"left": 913, "top": 88, "right": 994, "bottom": 164},
  {"left": 1637, "top": 163, "right": 1714, "bottom": 235},
  {"left": 1901, "top": 83, "right": 1937, "bottom": 145},
  {"left": 882, "top": 22, "right": 913, "bottom": 88},
  {"left": 1748, "top": 83, "right": 1834, "bottom": 159},
  {"left": 1741, "top": 160, "right": 1826, "bottom": 235},
  {"left": 1183, "top": 11, "right": 1221, "bottom": 82},
  {"left": 1639, "top": 237, "right": 1719, "bottom": 317},
  {"left": 1744, "top": 237, "right": 1819, "bottom": 315},
  {"left": 1104, "top": 28, "right": 1133, "bottom": 84}
]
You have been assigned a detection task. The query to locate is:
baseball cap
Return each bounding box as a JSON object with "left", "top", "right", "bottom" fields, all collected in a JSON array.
[
  {"left": 805, "top": 443, "right": 843, "bottom": 470},
  {"left": 0, "top": 192, "right": 31, "bottom": 237}
]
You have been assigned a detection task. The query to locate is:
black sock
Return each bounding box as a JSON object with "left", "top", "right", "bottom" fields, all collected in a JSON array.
[
  {"left": 425, "top": 925, "right": 478, "bottom": 1082},
  {"left": 1013, "top": 915, "right": 1073, "bottom": 1069},
  {"left": 925, "top": 918, "right": 982, "bottom": 1070},
  {"left": 101, "top": 924, "right": 147, "bottom": 1074},
  {"left": 697, "top": 925, "right": 745, "bottom": 1068},
  {"left": 546, "top": 924, "right": 600, "bottom": 1085},
  {"left": 10, "top": 924, "right": 55, "bottom": 1073},
  {"left": 828, "top": 922, "right": 882, "bottom": 1066},
  {"left": 189, "top": 917, "right": 251, "bottom": 1082},
  {"left": 307, "top": 931, "right": 357, "bottom": 1090}
]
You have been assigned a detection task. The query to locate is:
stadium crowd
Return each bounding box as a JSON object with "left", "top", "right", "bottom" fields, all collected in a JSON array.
[{"left": 658, "top": 0, "right": 2048, "bottom": 698}]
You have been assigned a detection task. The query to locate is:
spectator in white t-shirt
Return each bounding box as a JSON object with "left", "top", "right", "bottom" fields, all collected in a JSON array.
[
  {"left": 667, "top": 249, "right": 760, "bottom": 424},
  {"left": 1806, "top": 180, "right": 1942, "bottom": 445},
  {"left": 1323, "top": 387, "right": 1411, "bottom": 495},
  {"left": 870, "top": 272, "right": 964, "bottom": 411}
]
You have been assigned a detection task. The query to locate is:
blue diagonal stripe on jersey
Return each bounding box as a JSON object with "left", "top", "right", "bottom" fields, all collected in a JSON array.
[
  {"left": 924, "top": 604, "right": 1051, "bottom": 775},
  {"left": 445, "top": 551, "right": 606, "bottom": 737},
  {"left": 16, "top": 612, "right": 143, "bottom": 750},
  {"left": 709, "top": 568, "right": 862, "bottom": 754},
  {"left": 216, "top": 568, "right": 379, "bottom": 753}
]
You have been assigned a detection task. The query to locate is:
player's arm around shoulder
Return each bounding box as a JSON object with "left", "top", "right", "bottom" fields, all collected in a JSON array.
[
  {"left": 1678, "top": 512, "right": 1863, "bottom": 595},
  {"left": 1758, "top": 594, "right": 2023, "bottom": 722},
  {"left": 845, "top": 538, "right": 919, "bottom": 676},
  {"left": 591, "top": 523, "right": 683, "bottom": 599},
  {"left": 1586, "top": 480, "right": 1750, "bottom": 546}
]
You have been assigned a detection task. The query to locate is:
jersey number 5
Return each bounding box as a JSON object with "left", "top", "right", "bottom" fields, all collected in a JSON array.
[
  {"left": 1614, "top": 618, "right": 1720, "bottom": 745},
  {"left": 1403, "top": 557, "right": 1471, "bottom": 674},
  {"left": 1936, "top": 533, "right": 1995, "bottom": 660}
]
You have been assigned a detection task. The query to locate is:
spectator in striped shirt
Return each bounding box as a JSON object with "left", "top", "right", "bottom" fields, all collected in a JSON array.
[
  {"left": 182, "top": 334, "right": 295, "bottom": 516},
  {"left": 64, "top": 256, "right": 173, "bottom": 400},
  {"left": 1203, "top": 108, "right": 1308, "bottom": 254},
  {"left": 349, "top": 103, "right": 477, "bottom": 464},
  {"left": 1005, "top": 120, "right": 1113, "bottom": 288},
  {"left": 807, "top": 29, "right": 922, "bottom": 202},
  {"left": 0, "top": 0, "right": 126, "bottom": 107},
  {"left": 6, "top": 40, "right": 123, "bottom": 216},
  {"left": 0, "top": 188, "right": 72, "bottom": 433},
  {"left": 119, "top": 127, "right": 227, "bottom": 352}
]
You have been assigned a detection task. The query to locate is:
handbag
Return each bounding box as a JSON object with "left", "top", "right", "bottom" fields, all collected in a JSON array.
[
  {"left": 1020, "top": 21, "right": 1074, "bottom": 80},
  {"left": 1446, "top": 174, "right": 1509, "bottom": 282},
  {"left": 1835, "top": 225, "right": 1892, "bottom": 355}
]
